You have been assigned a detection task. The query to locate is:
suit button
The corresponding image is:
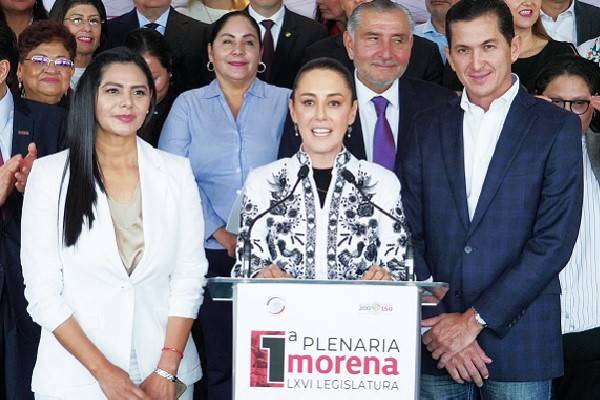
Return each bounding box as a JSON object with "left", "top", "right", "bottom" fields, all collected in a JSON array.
[
  {"left": 464, "top": 246, "right": 473, "bottom": 254},
  {"left": 454, "top": 290, "right": 462, "bottom": 297}
]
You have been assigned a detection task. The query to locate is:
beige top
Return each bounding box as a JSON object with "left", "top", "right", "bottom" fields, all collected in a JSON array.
[{"left": 108, "top": 185, "right": 144, "bottom": 276}]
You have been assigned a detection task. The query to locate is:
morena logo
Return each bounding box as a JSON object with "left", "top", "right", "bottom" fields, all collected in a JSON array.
[{"left": 250, "top": 331, "right": 286, "bottom": 388}]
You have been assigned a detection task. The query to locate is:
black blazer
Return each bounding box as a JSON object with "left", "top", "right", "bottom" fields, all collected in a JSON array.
[
  {"left": 106, "top": 8, "right": 211, "bottom": 95},
  {"left": 245, "top": 6, "right": 328, "bottom": 89},
  {"left": 303, "top": 34, "right": 444, "bottom": 84},
  {"left": 0, "top": 97, "right": 66, "bottom": 400},
  {"left": 574, "top": 0, "right": 600, "bottom": 45},
  {"left": 278, "top": 77, "right": 456, "bottom": 177}
]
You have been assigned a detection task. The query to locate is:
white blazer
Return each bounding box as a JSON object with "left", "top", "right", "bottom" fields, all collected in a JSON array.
[{"left": 20, "top": 138, "right": 208, "bottom": 399}]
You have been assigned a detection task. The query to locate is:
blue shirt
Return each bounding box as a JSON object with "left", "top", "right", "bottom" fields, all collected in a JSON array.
[
  {"left": 414, "top": 19, "right": 448, "bottom": 63},
  {"left": 159, "top": 78, "right": 291, "bottom": 249}
]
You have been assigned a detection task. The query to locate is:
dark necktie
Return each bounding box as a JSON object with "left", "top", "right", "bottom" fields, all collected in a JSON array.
[
  {"left": 372, "top": 96, "right": 396, "bottom": 171},
  {"left": 260, "top": 19, "right": 275, "bottom": 80},
  {"left": 144, "top": 22, "right": 160, "bottom": 31}
]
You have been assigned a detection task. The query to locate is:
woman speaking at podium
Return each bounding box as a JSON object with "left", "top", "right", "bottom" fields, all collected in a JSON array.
[{"left": 232, "top": 58, "right": 410, "bottom": 281}]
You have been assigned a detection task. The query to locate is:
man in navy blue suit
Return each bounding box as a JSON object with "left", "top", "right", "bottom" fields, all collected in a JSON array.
[{"left": 402, "top": 1, "right": 583, "bottom": 398}]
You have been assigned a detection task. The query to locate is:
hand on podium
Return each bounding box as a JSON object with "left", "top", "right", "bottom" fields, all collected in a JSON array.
[
  {"left": 256, "top": 264, "right": 291, "bottom": 278},
  {"left": 361, "top": 265, "right": 392, "bottom": 280}
]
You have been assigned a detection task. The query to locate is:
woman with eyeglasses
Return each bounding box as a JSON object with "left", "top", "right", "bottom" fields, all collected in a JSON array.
[
  {"left": 533, "top": 54, "right": 600, "bottom": 400},
  {"left": 17, "top": 20, "right": 75, "bottom": 107},
  {"left": 49, "top": 0, "right": 107, "bottom": 89}
]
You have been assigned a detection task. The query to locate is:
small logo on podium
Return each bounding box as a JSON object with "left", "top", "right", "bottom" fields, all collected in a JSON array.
[{"left": 266, "top": 297, "right": 286, "bottom": 314}]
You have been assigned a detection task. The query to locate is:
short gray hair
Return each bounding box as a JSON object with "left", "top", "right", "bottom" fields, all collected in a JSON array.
[{"left": 347, "top": 0, "right": 415, "bottom": 36}]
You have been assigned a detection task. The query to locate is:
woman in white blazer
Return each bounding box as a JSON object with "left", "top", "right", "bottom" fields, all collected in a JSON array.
[{"left": 20, "top": 48, "right": 208, "bottom": 399}]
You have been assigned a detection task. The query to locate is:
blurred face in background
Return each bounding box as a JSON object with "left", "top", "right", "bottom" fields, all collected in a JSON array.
[
  {"left": 504, "top": 0, "right": 542, "bottom": 30},
  {"left": 542, "top": 74, "right": 595, "bottom": 134},
  {"left": 63, "top": 4, "right": 103, "bottom": 64},
  {"left": 0, "top": 0, "right": 34, "bottom": 13},
  {"left": 317, "top": 0, "right": 346, "bottom": 22},
  {"left": 142, "top": 51, "right": 169, "bottom": 103},
  {"left": 426, "top": 0, "right": 458, "bottom": 22}
]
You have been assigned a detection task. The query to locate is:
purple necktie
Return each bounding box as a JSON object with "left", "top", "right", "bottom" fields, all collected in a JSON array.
[
  {"left": 372, "top": 96, "right": 395, "bottom": 171},
  {"left": 260, "top": 19, "right": 275, "bottom": 80}
]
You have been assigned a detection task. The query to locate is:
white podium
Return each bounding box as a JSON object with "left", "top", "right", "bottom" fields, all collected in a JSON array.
[{"left": 207, "top": 278, "right": 446, "bottom": 400}]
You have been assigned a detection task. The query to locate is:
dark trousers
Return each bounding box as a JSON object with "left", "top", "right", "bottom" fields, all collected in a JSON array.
[
  {"left": 553, "top": 326, "right": 600, "bottom": 399},
  {"left": 193, "top": 249, "right": 234, "bottom": 400},
  {"left": 1, "top": 283, "right": 38, "bottom": 400}
]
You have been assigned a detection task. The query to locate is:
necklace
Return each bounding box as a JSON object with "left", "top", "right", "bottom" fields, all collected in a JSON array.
[{"left": 316, "top": 186, "right": 328, "bottom": 194}]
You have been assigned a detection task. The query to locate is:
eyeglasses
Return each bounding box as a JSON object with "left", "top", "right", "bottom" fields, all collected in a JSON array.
[
  {"left": 549, "top": 98, "right": 591, "bottom": 115},
  {"left": 64, "top": 16, "right": 104, "bottom": 26},
  {"left": 24, "top": 55, "right": 74, "bottom": 70}
]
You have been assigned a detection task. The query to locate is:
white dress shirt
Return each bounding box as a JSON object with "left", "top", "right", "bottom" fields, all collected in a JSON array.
[
  {"left": 355, "top": 72, "right": 399, "bottom": 162},
  {"left": 461, "top": 75, "right": 520, "bottom": 221},
  {"left": 559, "top": 133, "right": 600, "bottom": 334},
  {"left": 248, "top": 5, "right": 286, "bottom": 49},
  {"left": 540, "top": 1, "right": 577, "bottom": 46},
  {"left": 137, "top": 7, "right": 170, "bottom": 35},
  {"left": 0, "top": 89, "right": 14, "bottom": 160}
]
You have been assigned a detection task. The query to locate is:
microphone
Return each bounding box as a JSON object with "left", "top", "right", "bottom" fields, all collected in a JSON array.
[
  {"left": 242, "top": 165, "right": 309, "bottom": 278},
  {"left": 340, "top": 168, "right": 414, "bottom": 280}
]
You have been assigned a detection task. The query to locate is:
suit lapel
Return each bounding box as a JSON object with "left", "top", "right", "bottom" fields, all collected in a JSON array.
[
  {"left": 467, "top": 88, "right": 535, "bottom": 236},
  {"left": 164, "top": 7, "right": 185, "bottom": 43},
  {"left": 440, "top": 102, "right": 469, "bottom": 231},
  {"left": 396, "top": 78, "right": 414, "bottom": 169},
  {"left": 12, "top": 99, "right": 35, "bottom": 157},
  {"left": 271, "top": 9, "right": 296, "bottom": 82}
]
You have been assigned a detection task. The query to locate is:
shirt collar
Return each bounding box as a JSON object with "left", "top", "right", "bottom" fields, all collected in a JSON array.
[
  {"left": 354, "top": 70, "right": 399, "bottom": 110},
  {"left": 201, "top": 77, "right": 266, "bottom": 99},
  {"left": 296, "top": 145, "right": 352, "bottom": 170},
  {"left": 541, "top": 0, "right": 575, "bottom": 19},
  {"left": 0, "top": 89, "right": 14, "bottom": 130},
  {"left": 137, "top": 7, "right": 170, "bottom": 29},
  {"left": 419, "top": 18, "right": 439, "bottom": 35},
  {"left": 248, "top": 5, "right": 286, "bottom": 27},
  {"left": 460, "top": 74, "right": 520, "bottom": 113}
]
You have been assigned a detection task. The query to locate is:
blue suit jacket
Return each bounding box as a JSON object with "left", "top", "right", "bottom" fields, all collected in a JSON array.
[
  {"left": 0, "top": 96, "right": 65, "bottom": 400},
  {"left": 401, "top": 87, "right": 583, "bottom": 381}
]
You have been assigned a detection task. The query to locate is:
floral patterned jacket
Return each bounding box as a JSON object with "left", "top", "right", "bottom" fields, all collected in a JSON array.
[{"left": 232, "top": 148, "right": 410, "bottom": 280}]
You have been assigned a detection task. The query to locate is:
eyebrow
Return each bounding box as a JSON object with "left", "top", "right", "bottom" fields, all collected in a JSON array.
[
  {"left": 298, "top": 92, "right": 345, "bottom": 97},
  {"left": 219, "top": 33, "right": 258, "bottom": 39},
  {"left": 102, "top": 82, "right": 148, "bottom": 90},
  {"left": 66, "top": 13, "right": 101, "bottom": 17}
]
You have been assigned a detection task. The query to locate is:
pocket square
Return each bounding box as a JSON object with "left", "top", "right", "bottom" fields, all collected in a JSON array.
[{"left": 17, "top": 130, "right": 30, "bottom": 136}]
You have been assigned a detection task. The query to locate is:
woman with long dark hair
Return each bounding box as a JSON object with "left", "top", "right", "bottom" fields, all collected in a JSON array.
[{"left": 20, "top": 47, "right": 208, "bottom": 399}]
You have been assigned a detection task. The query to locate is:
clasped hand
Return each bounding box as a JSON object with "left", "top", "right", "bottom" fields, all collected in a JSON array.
[{"left": 422, "top": 310, "right": 490, "bottom": 386}]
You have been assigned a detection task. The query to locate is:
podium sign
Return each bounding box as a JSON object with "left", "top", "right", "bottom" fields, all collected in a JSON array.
[{"left": 233, "top": 282, "right": 420, "bottom": 399}]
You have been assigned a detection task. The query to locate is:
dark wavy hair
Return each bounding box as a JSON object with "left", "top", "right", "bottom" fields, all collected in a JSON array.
[
  {"left": 61, "top": 47, "right": 156, "bottom": 246},
  {"left": 18, "top": 20, "right": 77, "bottom": 61},
  {"left": 124, "top": 28, "right": 172, "bottom": 74},
  {"left": 0, "top": 23, "right": 18, "bottom": 86},
  {"left": 533, "top": 54, "right": 600, "bottom": 132},
  {"left": 49, "top": 0, "right": 108, "bottom": 52},
  {"left": 209, "top": 11, "right": 262, "bottom": 47},
  {"left": 446, "top": 0, "right": 515, "bottom": 49}
]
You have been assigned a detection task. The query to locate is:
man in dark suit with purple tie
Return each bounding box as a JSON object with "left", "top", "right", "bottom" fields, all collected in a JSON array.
[{"left": 278, "top": 0, "right": 455, "bottom": 179}]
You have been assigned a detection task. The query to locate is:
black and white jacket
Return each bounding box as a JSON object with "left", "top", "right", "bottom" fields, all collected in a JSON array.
[{"left": 232, "top": 148, "right": 409, "bottom": 280}]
